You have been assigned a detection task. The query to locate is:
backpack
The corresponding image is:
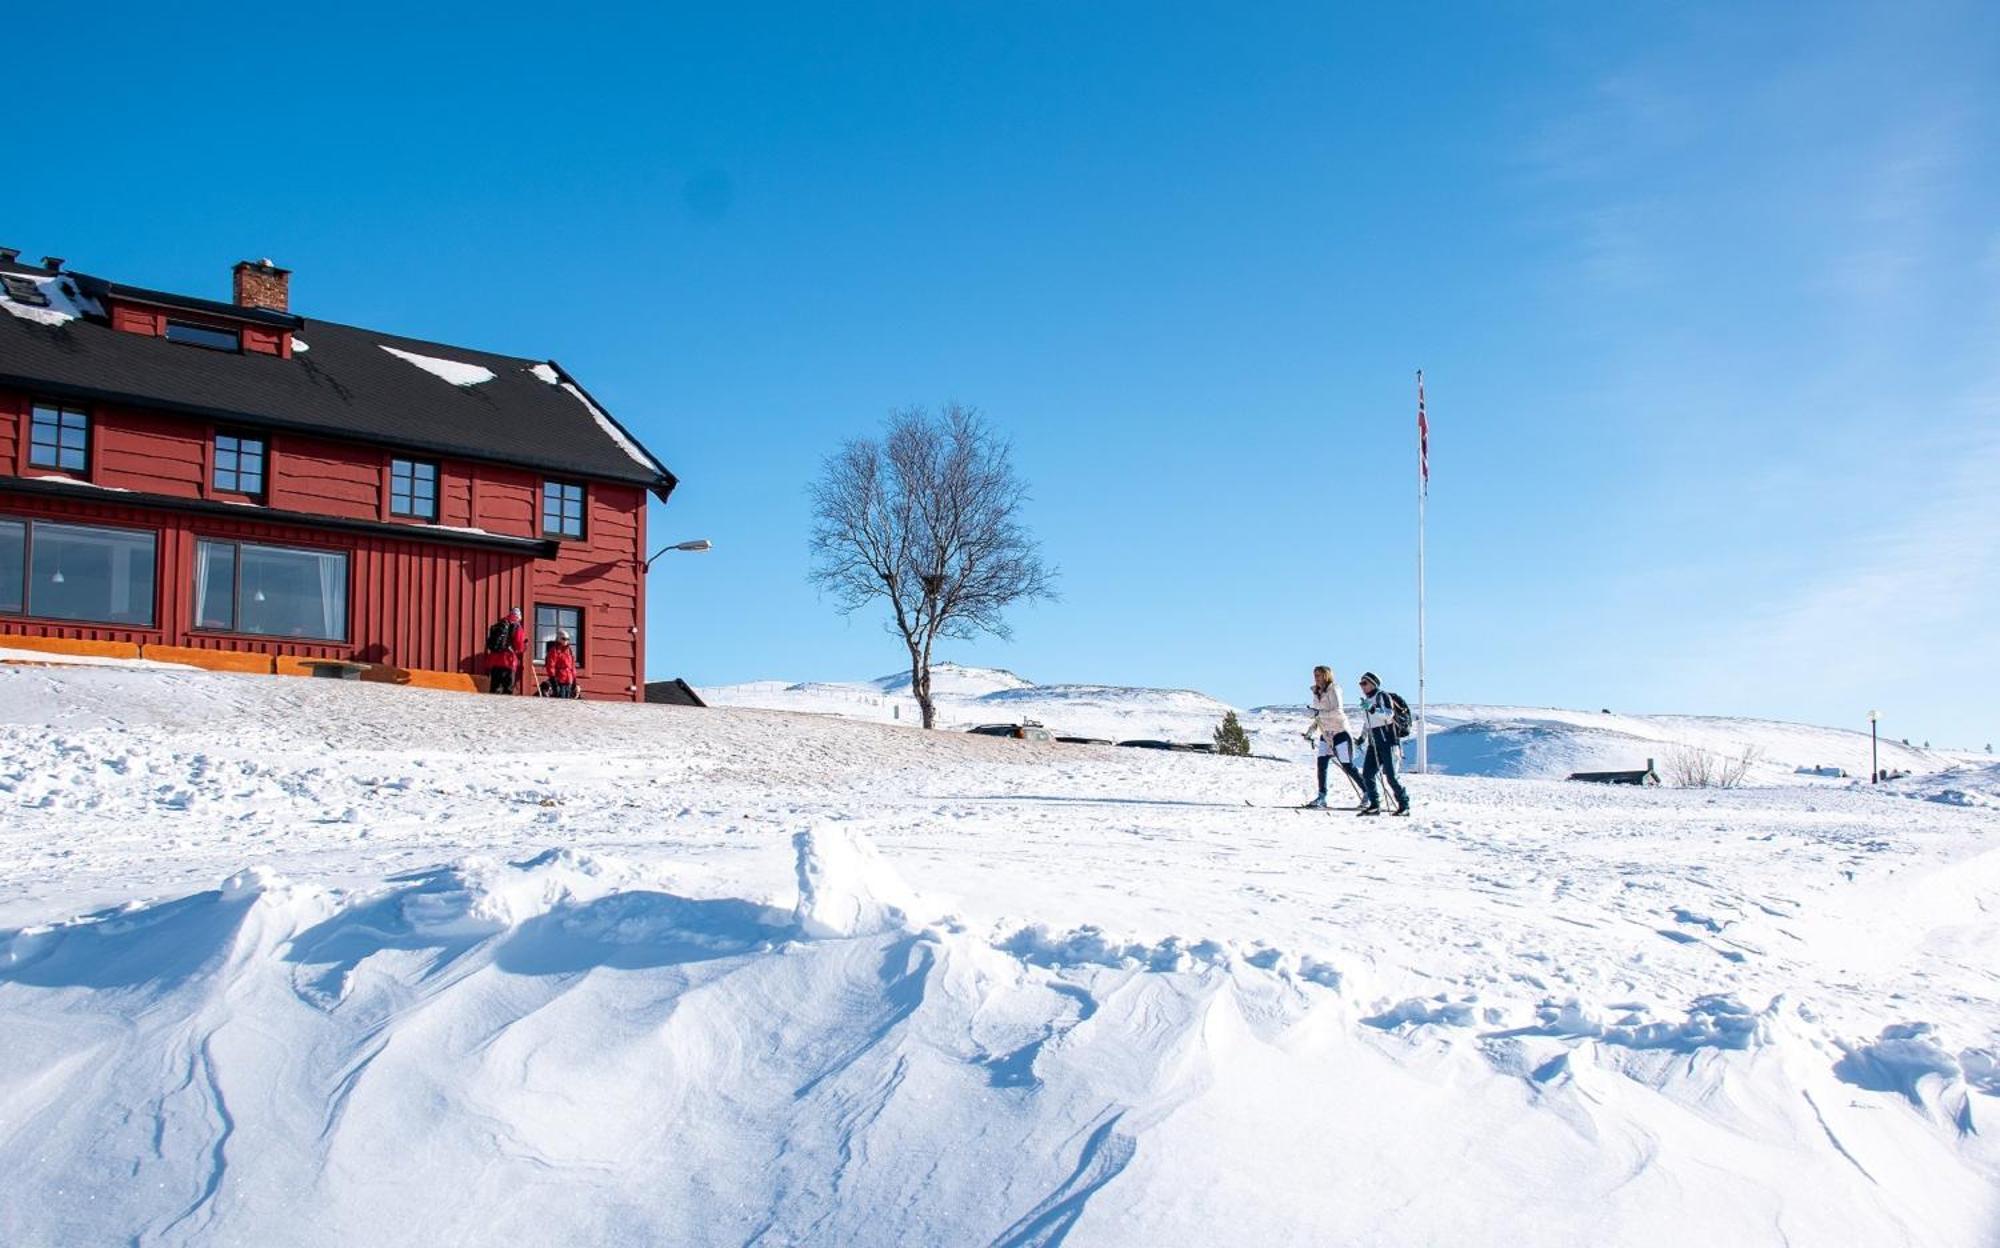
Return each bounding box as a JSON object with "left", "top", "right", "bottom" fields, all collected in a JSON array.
[
  {"left": 1386, "top": 692, "right": 1413, "bottom": 741},
  {"left": 485, "top": 618, "right": 514, "bottom": 654}
]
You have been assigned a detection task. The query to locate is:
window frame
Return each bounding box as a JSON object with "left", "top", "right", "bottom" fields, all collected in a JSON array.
[
  {"left": 0, "top": 517, "right": 25, "bottom": 616},
  {"left": 191, "top": 536, "right": 238, "bottom": 632},
  {"left": 0, "top": 517, "right": 159, "bottom": 628},
  {"left": 1, "top": 273, "right": 50, "bottom": 307},
  {"left": 210, "top": 430, "right": 268, "bottom": 500},
  {"left": 189, "top": 537, "right": 351, "bottom": 643},
  {"left": 533, "top": 603, "right": 585, "bottom": 666},
  {"left": 541, "top": 479, "right": 587, "bottom": 540},
  {"left": 164, "top": 319, "right": 243, "bottom": 353},
  {"left": 27, "top": 402, "right": 90, "bottom": 476},
  {"left": 389, "top": 456, "right": 440, "bottom": 522}
]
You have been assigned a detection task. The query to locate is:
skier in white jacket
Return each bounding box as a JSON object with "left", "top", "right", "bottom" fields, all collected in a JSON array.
[{"left": 1302, "top": 665, "right": 1361, "bottom": 808}]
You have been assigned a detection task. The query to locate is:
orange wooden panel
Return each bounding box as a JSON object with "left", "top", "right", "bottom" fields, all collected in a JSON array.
[
  {"left": 0, "top": 633, "right": 143, "bottom": 660},
  {"left": 143, "top": 645, "right": 274, "bottom": 673},
  {"left": 359, "top": 665, "right": 479, "bottom": 692}
]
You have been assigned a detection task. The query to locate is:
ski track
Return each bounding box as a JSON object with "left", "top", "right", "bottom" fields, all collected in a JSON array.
[{"left": 0, "top": 666, "right": 1996, "bottom": 1245}]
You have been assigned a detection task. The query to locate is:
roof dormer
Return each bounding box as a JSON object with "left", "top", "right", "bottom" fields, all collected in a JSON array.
[{"left": 81, "top": 259, "right": 304, "bottom": 358}]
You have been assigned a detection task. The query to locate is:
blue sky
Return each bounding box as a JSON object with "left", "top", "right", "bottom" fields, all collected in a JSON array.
[{"left": 16, "top": 2, "right": 1997, "bottom": 744}]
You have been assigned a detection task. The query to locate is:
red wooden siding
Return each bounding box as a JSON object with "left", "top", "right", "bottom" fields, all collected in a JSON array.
[
  {"left": 109, "top": 303, "right": 164, "bottom": 336},
  {"left": 0, "top": 391, "right": 18, "bottom": 470},
  {"left": 95, "top": 406, "right": 207, "bottom": 498},
  {"left": 267, "top": 434, "right": 382, "bottom": 521},
  {"left": 242, "top": 326, "right": 288, "bottom": 357},
  {"left": 1, "top": 490, "right": 534, "bottom": 675},
  {"left": 536, "top": 481, "right": 645, "bottom": 697},
  {"left": 0, "top": 385, "right": 656, "bottom": 700},
  {"left": 439, "top": 461, "right": 474, "bottom": 528},
  {"left": 474, "top": 464, "right": 539, "bottom": 537}
]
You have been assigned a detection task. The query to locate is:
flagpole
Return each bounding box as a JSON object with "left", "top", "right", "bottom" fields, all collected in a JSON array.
[{"left": 1416, "top": 369, "right": 1428, "bottom": 775}]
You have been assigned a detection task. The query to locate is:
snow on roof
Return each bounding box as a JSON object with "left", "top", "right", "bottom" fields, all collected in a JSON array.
[
  {"left": 379, "top": 344, "right": 496, "bottom": 387},
  {"left": 290, "top": 337, "right": 310, "bottom": 352},
  {"left": 424, "top": 521, "right": 525, "bottom": 540},
  {"left": 0, "top": 272, "right": 103, "bottom": 327},
  {"left": 528, "top": 362, "right": 560, "bottom": 384},
  {"left": 29, "top": 475, "right": 131, "bottom": 492},
  {"left": 549, "top": 370, "right": 663, "bottom": 474}
]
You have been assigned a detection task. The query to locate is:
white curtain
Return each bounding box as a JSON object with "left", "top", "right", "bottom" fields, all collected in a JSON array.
[
  {"left": 194, "top": 542, "right": 215, "bottom": 627},
  {"left": 317, "top": 552, "right": 344, "bottom": 641}
]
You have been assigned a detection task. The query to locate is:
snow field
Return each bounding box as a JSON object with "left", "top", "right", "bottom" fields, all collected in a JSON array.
[
  {"left": 1, "top": 665, "right": 1996, "bottom": 1245},
  {"left": 704, "top": 664, "right": 1959, "bottom": 782}
]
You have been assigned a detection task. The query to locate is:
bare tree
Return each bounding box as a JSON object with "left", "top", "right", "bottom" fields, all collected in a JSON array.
[
  {"left": 809, "top": 405, "right": 1055, "bottom": 729},
  {"left": 1715, "top": 744, "right": 1764, "bottom": 789},
  {"left": 1666, "top": 744, "right": 1714, "bottom": 788},
  {"left": 1667, "top": 743, "right": 1765, "bottom": 789}
]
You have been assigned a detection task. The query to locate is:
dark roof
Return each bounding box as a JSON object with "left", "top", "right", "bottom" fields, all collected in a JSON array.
[
  {"left": 0, "top": 261, "right": 675, "bottom": 499},
  {"left": 643, "top": 678, "right": 708, "bottom": 707},
  {"left": 1567, "top": 768, "right": 1659, "bottom": 783}
]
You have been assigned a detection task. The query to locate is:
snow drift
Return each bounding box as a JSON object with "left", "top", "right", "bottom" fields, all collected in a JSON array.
[
  {"left": 1, "top": 665, "right": 1996, "bottom": 1245},
  {"left": 8, "top": 832, "right": 1995, "bottom": 1245}
]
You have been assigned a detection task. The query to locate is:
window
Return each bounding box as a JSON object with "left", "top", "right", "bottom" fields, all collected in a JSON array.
[
  {"left": 192, "top": 540, "right": 236, "bottom": 630},
  {"left": 542, "top": 480, "right": 585, "bottom": 539},
  {"left": 534, "top": 604, "right": 583, "bottom": 663},
  {"left": 1, "top": 274, "right": 49, "bottom": 307},
  {"left": 28, "top": 404, "right": 89, "bottom": 472},
  {"left": 1, "top": 520, "right": 157, "bottom": 626},
  {"left": 390, "top": 458, "right": 438, "bottom": 520},
  {"left": 165, "top": 320, "right": 241, "bottom": 352},
  {"left": 0, "top": 520, "right": 23, "bottom": 614},
  {"left": 193, "top": 539, "right": 347, "bottom": 640},
  {"left": 212, "top": 433, "right": 266, "bottom": 497}
]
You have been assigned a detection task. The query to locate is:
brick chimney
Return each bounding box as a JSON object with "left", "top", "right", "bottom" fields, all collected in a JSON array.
[{"left": 232, "top": 258, "right": 290, "bottom": 312}]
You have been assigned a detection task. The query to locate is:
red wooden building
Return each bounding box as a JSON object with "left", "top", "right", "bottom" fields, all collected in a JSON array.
[{"left": 0, "top": 251, "right": 677, "bottom": 700}]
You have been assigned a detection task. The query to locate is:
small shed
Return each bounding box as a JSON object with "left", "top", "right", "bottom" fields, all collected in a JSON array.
[
  {"left": 1568, "top": 758, "right": 1661, "bottom": 786},
  {"left": 643, "top": 678, "right": 707, "bottom": 708}
]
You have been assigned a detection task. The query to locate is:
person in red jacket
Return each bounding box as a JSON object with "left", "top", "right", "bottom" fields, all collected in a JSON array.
[
  {"left": 484, "top": 607, "right": 526, "bottom": 694},
  {"left": 543, "top": 630, "right": 579, "bottom": 699}
]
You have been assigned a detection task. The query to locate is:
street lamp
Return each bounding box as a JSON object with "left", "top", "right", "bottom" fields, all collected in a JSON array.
[
  {"left": 1868, "top": 709, "right": 1880, "bottom": 783},
  {"left": 642, "top": 538, "right": 713, "bottom": 570}
]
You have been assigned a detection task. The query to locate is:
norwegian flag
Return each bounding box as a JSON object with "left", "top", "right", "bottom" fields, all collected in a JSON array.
[{"left": 1417, "top": 371, "right": 1430, "bottom": 494}]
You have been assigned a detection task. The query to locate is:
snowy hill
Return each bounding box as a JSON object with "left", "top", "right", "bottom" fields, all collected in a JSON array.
[
  {"left": 704, "top": 665, "right": 1242, "bottom": 744},
  {"left": 1418, "top": 704, "right": 1944, "bottom": 783},
  {"left": 2, "top": 665, "right": 1996, "bottom": 1245},
  {"left": 872, "top": 660, "right": 1035, "bottom": 697},
  {"left": 706, "top": 666, "right": 1956, "bottom": 780}
]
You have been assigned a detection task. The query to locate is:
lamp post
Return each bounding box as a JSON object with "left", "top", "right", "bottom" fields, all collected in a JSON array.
[
  {"left": 1868, "top": 709, "right": 1880, "bottom": 783},
  {"left": 642, "top": 538, "right": 713, "bottom": 570}
]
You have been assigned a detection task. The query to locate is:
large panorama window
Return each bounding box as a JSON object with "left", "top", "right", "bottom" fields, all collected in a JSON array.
[
  {"left": 0, "top": 519, "right": 156, "bottom": 626},
  {"left": 194, "top": 539, "right": 348, "bottom": 641}
]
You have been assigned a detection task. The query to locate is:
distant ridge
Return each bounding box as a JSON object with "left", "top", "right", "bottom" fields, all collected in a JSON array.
[
  {"left": 702, "top": 669, "right": 1957, "bottom": 782},
  {"left": 870, "top": 663, "right": 1034, "bottom": 697}
]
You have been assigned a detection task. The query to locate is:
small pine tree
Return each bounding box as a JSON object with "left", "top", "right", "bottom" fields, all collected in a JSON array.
[{"left": 1213, "top": 711, "right": 1251, "bottom": 757}]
